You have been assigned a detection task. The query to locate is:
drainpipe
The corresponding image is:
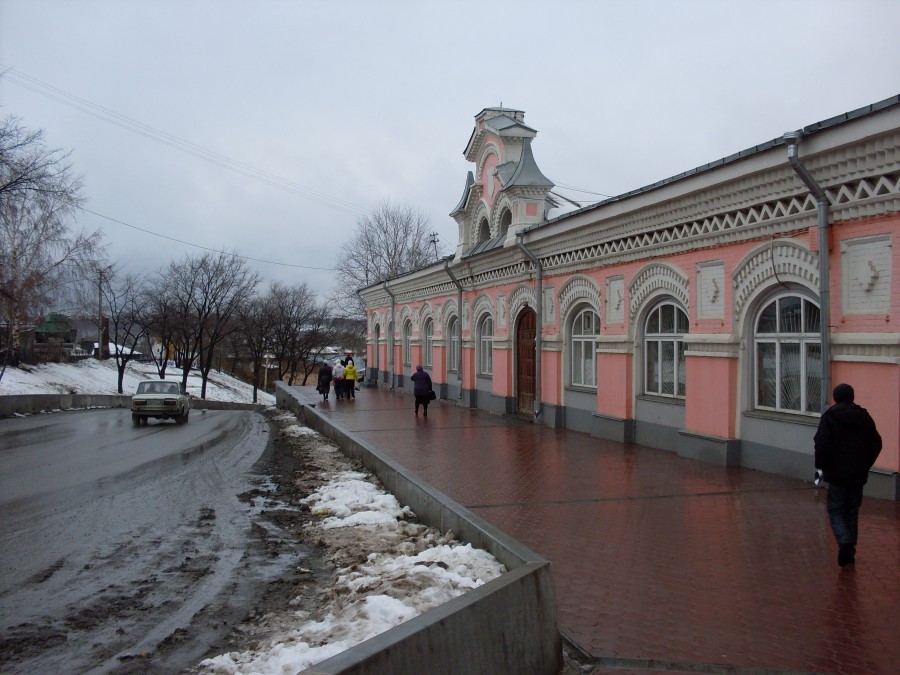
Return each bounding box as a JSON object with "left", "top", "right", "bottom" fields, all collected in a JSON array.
[
  {"left": 784, "top": 131, "right": 831, "bottom": 412},
  {"left": 443, "top": 257, "right": 465, "bottom": 399},
  {"left": 382, "top": 281, "right": 396, "bottom": 390},
  {"left": 355, "top": 289, "right": 368, "bottom": 384},
  {"left": 515, "top": 234, "right": 543, "bottom": 419}
]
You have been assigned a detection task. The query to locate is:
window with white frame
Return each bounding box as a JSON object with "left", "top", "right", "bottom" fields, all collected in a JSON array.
[
  {"left": 423, "top": 318, "right": 433, "bottom": 368},
  {"left": 754, "top": 294, "right": 821, "bottom": 414},
  {"left": 402, "top": 320, "right": 412, "bottom": 366},
  {"left": 448, "top": 317, "right": 459, "bottom": 372},
  {"left": 644, "top": 301, "right": 689, "bottom": 397},
  {"left": 570, "top": 307, "right": 599, "bottom": 387},
  {"left": 478, "top": 315, "right": 493, "bottom": 375}
]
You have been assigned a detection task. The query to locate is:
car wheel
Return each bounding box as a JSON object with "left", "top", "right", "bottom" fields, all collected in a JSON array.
[{"left": 132, "top": 414, "right": 140, "bottom": 426}]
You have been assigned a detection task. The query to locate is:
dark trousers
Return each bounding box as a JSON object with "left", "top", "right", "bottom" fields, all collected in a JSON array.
[
  {"left": 334, "top": 379, "right": 345, "bottom": 398},
  {"left": 346, "top": 379, "right": 356, "bottom": 398},
  {"left": 826, "top": 483, "right": 864, "bottom": 547}
]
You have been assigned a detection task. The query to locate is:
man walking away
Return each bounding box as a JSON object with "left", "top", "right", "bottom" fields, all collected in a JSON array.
[{"left": 814, "top": 383, "right": 882, "bottom": 567}]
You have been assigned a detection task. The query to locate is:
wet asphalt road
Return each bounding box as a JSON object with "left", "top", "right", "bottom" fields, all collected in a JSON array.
[{"left": 0, "top": 408, "right": 272, "bottom": 674}]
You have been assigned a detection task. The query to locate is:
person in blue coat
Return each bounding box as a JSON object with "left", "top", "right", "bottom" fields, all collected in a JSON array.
[{"left": 410, "top": 364, "right": 433, "bottom": 417}]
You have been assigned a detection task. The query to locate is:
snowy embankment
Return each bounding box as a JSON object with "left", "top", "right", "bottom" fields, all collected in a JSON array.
[
  {"left": 197, "top": 414, "right": 505, "bottom": 674},
  {"left": 0, "top": 358, "right": 274, "bottom": 405}
]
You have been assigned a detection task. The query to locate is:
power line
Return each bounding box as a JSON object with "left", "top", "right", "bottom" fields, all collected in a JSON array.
[
  {"left": 549, "top": 178, "right": 614, "bottom": 199},
  {"left": 1, "top": 66, "right": 371, "bottom": 217},
  {"left": 79, "top": 206, "right": 338, "bottom": 271}
]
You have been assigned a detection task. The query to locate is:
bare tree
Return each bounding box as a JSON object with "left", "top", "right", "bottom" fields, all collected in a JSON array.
[
  {"left": 294, "top": 302, "right": 335, "bottom": 385},
  {"left": 236, "top": 288, "right": 277, "bottom": 402},
  {"left": 335, "top": 200, "right": 446, "bottom": 317},
  {"left": 268, "top": 281, "right": 331, "bottom": 386},
  {"left": 101, "top": 270, "right": 149, "bottom": 393},
  {"left": 0, "top": 116, "right": 79, "bottom": 206},
  {"left": 167, "top": 251, "right": 259, "bottom": 398},
  {"left": 0, "top": 117, "right": 101, "bottom": 376},
  {"left": 139, "top": 289, "right": 177, "bottom": 380}
]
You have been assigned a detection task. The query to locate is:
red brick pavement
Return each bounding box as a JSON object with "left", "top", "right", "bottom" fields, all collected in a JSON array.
[{"left": 303, "top": 387, "right": 900, "bottom": 674}]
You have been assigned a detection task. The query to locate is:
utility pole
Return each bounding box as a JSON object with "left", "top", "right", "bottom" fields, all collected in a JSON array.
[
  {"left": 96, "top": 265, "right": 111, "bottom": 359},
  {"left": 429, "top": 232, "right": 439, "bottom": 261}
]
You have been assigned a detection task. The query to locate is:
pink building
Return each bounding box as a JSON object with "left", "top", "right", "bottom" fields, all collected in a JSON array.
[{"left": 359, "top": 98, "right": 900, "bottom": 500}]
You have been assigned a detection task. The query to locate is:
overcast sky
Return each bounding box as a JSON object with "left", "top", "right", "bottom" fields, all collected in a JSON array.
[{"left": 3, "top": 0, "right": 899, "bottom": 298}]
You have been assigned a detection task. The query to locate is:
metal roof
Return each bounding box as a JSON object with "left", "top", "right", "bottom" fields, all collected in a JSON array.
[
  {"left": 503, "top": 138, "right": 554, "bottom": 190},
  {"left": 528, "top": 94, "right": 900, "bottom": 232},
  {"left": 449, "top": 170, "right": 475, "bottom": 217}
]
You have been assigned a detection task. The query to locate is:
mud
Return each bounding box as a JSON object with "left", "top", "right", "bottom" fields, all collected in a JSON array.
[{"left": 0, "top": 409, "right": 356, "bottom": 674}]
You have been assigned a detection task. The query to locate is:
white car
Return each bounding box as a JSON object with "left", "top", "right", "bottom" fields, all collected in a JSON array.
[{"left": 131, "top": 380, "right": 190, "bottom": 426}]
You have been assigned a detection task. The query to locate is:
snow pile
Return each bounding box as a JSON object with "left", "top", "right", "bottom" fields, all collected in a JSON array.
[
  {"left": 197, "top": 418, "right": 505, "bottom": 674},
  {"left": 303, "top": 471, "right": 415, "bottom": 528},
  {"left": 0, "top": 358, "right": 274, "bottom": 405}
]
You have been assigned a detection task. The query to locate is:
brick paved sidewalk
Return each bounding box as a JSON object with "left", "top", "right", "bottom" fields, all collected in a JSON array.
[{"left": 302, "top": 386, "right": 899, "bottom": 674}]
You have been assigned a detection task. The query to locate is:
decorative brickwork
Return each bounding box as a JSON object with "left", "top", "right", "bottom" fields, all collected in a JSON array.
[{"left": 557, "top": 275, "right": 602, "bottom": 322}]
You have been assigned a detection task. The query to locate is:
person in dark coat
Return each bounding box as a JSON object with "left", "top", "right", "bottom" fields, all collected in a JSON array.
[
  {"left": 814, "top": 383, "right": 882, "bottom": 567},
  {"left": 317, "top": 361, "right": 333, "bottom": 401},
  {"left": 410, "top": 364, "right": 433, "bottom": 417}
]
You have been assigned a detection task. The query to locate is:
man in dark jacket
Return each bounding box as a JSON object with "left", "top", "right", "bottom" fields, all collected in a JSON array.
[{"left": 814, "top": 383, "right": 882, "bottom": 567}]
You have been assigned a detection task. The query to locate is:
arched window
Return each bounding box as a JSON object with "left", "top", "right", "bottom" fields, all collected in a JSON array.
[
  {"left": 388, "top": 321, "right": 394, "bottom": 370},
  {"left": 570, "top": 307, "right": 599, "bottom": 387},
  {"left": 754, "top": 294, "right": 821, "bottom": 414},
  {"left": 374, "top": 325, "right": 380, "bottom": 370},
  {"left": 478, "top": 219, "right": 490, "bottom": 243},
  {"left": 499, "top": 209, "right": 512, "bottom": 236},
  {"left": 402, "top": 320, "right": 412, "bottom": 366},
  {"left": 478, "top": 315, "right": 493, "bottom": 375},
  {"left": 423, "top": 318, "right": 433, "bottom": 368},
  {"left": 448, "top": 317, "right": 460, "bottom": 372},
  {"left": 644, "top": 301, "right": 689, "bottom": 397}
]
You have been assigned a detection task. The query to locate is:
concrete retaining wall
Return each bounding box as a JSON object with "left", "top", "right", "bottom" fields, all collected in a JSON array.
[
  {"left": 0, "top": 394, "right": 265, "bottom": 417},
  {"left": 275, "top": 381, "right": 561, "bottom": 675}
]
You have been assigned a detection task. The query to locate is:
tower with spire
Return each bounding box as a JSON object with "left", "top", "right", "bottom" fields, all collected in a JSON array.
[{"left": 450, "top": 107, "right": 556, "bottom": 260}]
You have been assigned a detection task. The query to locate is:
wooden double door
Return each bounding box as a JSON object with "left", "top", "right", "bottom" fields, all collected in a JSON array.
[{"left": 516, "top": 308, "right": 536, "bottom": 414}]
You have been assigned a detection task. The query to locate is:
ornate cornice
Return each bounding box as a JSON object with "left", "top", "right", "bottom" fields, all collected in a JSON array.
[{"left": 361, "top": 130, "right": 900, "bottom": 327}]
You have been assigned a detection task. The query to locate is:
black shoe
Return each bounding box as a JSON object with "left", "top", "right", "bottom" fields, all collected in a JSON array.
[{"left": 838, "top": 543, "right": 856, "bottom": 567}]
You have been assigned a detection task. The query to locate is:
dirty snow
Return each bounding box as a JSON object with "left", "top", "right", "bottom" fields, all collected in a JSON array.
[{"left": 197, "top": 414, "right": 505, "bottom": 674}]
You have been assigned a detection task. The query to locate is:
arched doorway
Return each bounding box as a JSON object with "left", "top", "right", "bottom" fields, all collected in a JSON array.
[{"left": 516, "top": 308, "right": 536, "bottom": 414}]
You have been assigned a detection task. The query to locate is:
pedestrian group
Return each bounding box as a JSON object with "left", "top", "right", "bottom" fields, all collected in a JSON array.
[{"left": 317, "top": 352, "right": 360, "bottom": 402}]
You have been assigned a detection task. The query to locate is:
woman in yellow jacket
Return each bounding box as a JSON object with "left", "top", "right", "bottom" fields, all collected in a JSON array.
[{"left": 343, "top": 360, "right": 358, "bottom": 400}]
